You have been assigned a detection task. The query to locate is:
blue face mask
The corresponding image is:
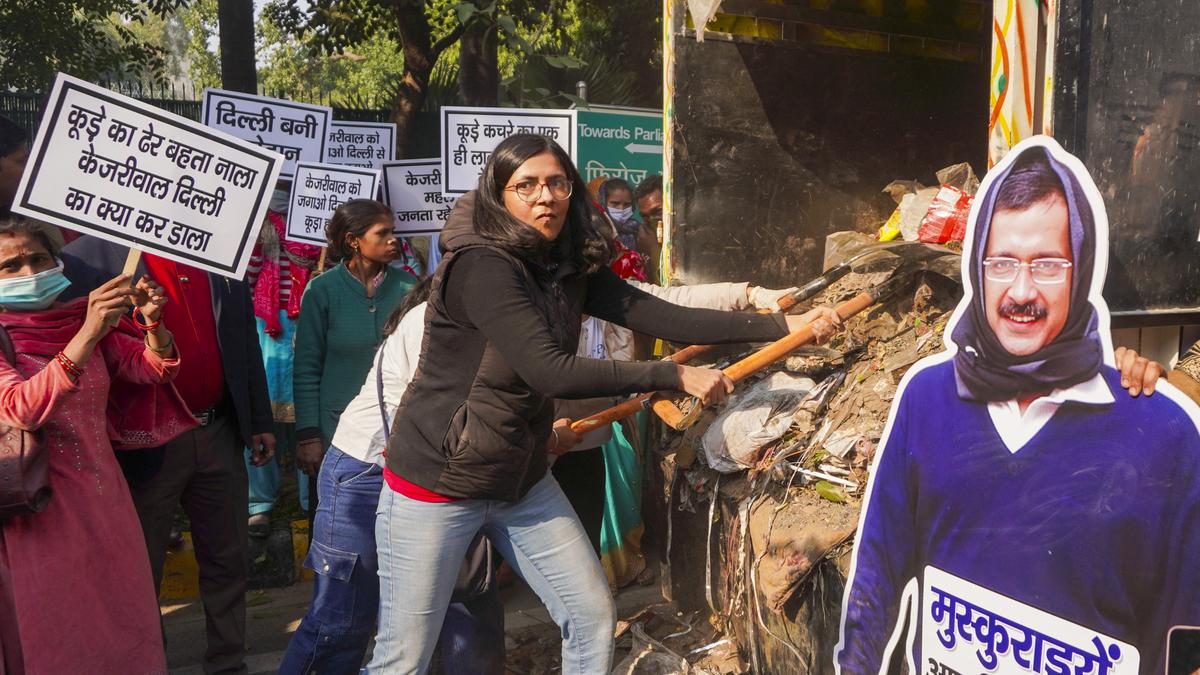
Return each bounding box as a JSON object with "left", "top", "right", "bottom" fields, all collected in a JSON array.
[
  {"left": 607, "top": 206, "right": 634, "bottom": 223},
  {"left": 269, "top": 188, "right": 290, "bottom": 214},
  {"left": 0, "top": 263, "right": 72, "bottom": 311}
]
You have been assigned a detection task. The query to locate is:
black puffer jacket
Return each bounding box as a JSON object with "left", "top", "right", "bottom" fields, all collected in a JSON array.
[{"left": 385, "top": 192, "right": 788, "bottom": 501}]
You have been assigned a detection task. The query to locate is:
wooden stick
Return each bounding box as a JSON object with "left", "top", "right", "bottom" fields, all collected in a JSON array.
[
  {"left": 652, "top": 289, "right": 881, "bottom": 430},
  {"left": 317, "top": 247, "right": 328, "bottom": 273},
  {"left": 568, "top": 262, "right": 927, "bottom": 434},
  {"left": 122, "top": 248, "right": 142, "bottom": 285},
  {"left": 569, "top": 343, "right": 716, "bottom": 435}
]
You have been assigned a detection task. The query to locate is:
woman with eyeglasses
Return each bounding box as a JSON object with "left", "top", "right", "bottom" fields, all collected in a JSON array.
[{"left": 366, "top": 134, "right": 840, "bottom": 673}]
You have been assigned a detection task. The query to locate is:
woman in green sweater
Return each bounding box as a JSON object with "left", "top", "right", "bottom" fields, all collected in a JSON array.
[{"left": 293, "top": 199, "right": 417, "bottom": 473}]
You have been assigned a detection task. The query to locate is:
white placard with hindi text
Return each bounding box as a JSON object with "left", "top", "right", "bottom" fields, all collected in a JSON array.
[
  {"left": 440, "top": 106, "right": 576, "bottom": 196},
  {"left": 286, "top": 162, "right": 381, "bottom": 246},
  {"left": 921, "top": 566, "right": 1138, "bottom": 675},
  {"left": 12, "top": 73, "right": 282, "bottom": 279},
  {"left": 327, "top": 121, "right": 395, "bottom": 169},
  {"left": 382, "top": 159, "right": 456, "bottom": 235},
  {"left": 201, "top": 88, "right": 331, "bottom": 179}
]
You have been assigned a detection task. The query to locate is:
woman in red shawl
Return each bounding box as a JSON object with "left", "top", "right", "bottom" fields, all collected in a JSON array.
[{"left": 0, "top": 218, "right": 194, "bottom": 675}]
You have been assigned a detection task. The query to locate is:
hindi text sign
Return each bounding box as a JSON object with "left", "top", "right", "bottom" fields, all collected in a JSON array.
[
  {"left": 12, "top": 74, "right": 281, "bottom": 279},
  {"left": 922, "top": 567, "right": 1138, "bottom": 675},
  {"left": 287, "top": 162, "right": 381, "bottom": 246},
  {"left": 440, "top": 106, "right": 576, "bottom": 196},
  {"left": 201, "top": 88, "right": 331, "bottom": 179},
  {"left": 576, "top": 105, "right": 662, "bottom": 192},
  {"left": 327, "top": 121, "right": 395, "bottom": 169},
  {"left": 382, "top": 159, "right": 455, "bottom": 235}
]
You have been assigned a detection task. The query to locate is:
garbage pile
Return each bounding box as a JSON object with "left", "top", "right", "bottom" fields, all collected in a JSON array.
[
  {"left": 646, "top": 235, "right": 963, "bottom": 674},
  {"left": 877, "top": 162, "right": 979, "bottom": 244}
]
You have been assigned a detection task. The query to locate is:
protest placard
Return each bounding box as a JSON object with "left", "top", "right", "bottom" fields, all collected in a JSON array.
[
  {"left": 327, "top": 121, "right": 395, "bottom": 169},
  {"left": 11, "top": 73, "right": 281, "bottom": 279},
  {"left": 201, "top": 88, "right": 331, "bottom": 179},
  {"left": 440, "top": 106, "right": 576, "bottom": 196},
  {"left": 286, "top": 162, "right": 381, "bottom": 246},
  {"left": 381, "top": 160, "right": 455, "bottom": 235}
]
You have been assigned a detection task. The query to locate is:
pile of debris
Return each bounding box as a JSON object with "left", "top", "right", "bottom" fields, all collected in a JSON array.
[{"left": 645, "top": 235, "right": 963, "bottom": 674}]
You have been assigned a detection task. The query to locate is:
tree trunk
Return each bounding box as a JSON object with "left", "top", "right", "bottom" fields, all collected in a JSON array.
[
  {"left": 388, "top": 0, "right": 464, "bottom": 158},
  {"left": 216, "top": 0, "right": 257, "bottom": 93},
  {"left": 458, "top": 20, "right": 499, "bottom": 106}
]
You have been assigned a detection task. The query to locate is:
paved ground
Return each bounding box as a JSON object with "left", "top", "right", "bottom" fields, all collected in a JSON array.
[{"left": 163, "top": 577, "right": 665, "bottom": 674}]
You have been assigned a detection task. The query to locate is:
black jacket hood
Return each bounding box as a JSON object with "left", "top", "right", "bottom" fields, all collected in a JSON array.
[{"left": 440, "top": 190, "right": 485, "bottom": 254}]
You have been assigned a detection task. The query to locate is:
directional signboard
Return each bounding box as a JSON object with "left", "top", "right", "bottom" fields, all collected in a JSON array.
[{"left": 576, "top": 105, "right": 663, "bottom": 193}]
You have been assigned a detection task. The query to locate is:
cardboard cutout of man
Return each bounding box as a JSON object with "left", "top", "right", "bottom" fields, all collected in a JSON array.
[{"left": 835, "top": 136, "right": 1200, "bottom": 675}]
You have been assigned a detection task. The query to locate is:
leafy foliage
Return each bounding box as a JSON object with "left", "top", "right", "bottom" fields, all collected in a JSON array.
[
  {"left": 257, "top": 8, "right": 404, "bottom": 107},
  {"left": 0, "top": 0, "right": 188, "bottom": 90}
]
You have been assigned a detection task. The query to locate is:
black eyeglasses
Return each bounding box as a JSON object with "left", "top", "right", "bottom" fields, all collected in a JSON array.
[{"left": 504, "top": 177, "right": 573, "bottom": 203}]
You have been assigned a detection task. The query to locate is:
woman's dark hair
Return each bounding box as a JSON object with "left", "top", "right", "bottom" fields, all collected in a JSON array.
[
  {"left": 325, "top": 199, "right": 393, "bottom": 262},
  {"left": 383, "top": 275, "right": 433, "bottom": 337},
  {"left": 599, "top": 178, "right": 633, "bottom": 204},
  {"left": 0, "top": 116, "right": 28, "bottom": 158},
  {"left": 473, "top": 134, "right": 611, "bottom": 275},
  {"left": 634, "top": 174, "right": 663, "bottom": 203},
  {"left": 0, "top": 217, "right": 60, "bottom": 257}
]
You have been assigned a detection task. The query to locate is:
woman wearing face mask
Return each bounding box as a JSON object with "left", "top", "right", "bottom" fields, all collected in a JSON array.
[
  {"left": 0, "top": 218, "right": 192, "bottom": 674},
  {"left": 286, "top": 199, "right": 417, "bottom": 669},
  {"left": 599, "top": 178, "right": 639, "bottom": 251},
  {"left": 367, "top": 134, "right": 841, "bottom": 674}
]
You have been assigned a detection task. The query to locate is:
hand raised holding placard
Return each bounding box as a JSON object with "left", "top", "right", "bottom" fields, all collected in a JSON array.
[{"left": 129, "top": 273, "right": 168, "bottom": 323}]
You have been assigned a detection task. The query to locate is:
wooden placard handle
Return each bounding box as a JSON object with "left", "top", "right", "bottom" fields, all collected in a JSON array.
[{"left": 122, "top": 248, "right": 142, "bottom": 286}]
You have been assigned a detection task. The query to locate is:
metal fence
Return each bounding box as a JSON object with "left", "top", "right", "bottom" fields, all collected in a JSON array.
[{"left": 0, "top": 81, "right": 394, "bottom": 134}]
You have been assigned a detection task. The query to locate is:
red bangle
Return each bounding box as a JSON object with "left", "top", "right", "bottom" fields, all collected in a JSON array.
[
  {"left": 131, "top": 308, "right": 160, "bottom": 332},
  {"left": 54, "top": 352, "right": 82, "bottom": 380}
]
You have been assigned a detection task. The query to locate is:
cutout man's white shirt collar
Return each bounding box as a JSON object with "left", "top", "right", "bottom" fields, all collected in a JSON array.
[{"left": 986, "top": 372, "right": 1115, "bottom": 454}]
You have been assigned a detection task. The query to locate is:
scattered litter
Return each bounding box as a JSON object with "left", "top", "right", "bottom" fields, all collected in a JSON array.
[
  {"left": 611, "top": 621, "right": 691, "bottom": 674},
  {"left": 687, "top": 638, "right": 732, "bottom": 656},
  {"left": 638, "top": 233, "right": 964, "bottom": 673},
  {"left": 702, "top": 373, "right": 816, "bottom": 473}
]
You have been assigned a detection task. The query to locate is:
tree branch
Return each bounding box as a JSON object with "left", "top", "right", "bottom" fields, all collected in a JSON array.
[{"left": 432, "top": 22, "right": 467, "bottom": 57}]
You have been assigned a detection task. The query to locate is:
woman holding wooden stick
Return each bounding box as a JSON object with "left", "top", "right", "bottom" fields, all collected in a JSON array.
[{"left": 367, "top": 134, "right": 840, "bottom": 674}]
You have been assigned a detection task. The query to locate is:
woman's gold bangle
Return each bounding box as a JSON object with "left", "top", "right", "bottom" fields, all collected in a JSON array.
[{"left": 146, "top": 331, "right": 174, "bottom": 354}]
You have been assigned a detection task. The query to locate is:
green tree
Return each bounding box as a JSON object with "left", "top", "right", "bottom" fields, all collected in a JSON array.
[
  {"left": 0, "top": 0, "right": 189, "bottom": 90},
  {"left": 257, "top": 9, "right": 405, "bottom": 107},
  {"left": 267, "top": 0, "right": 468, "bottom": 157},
  {"left": 178, "top": 0, "right": 222, "bottom": 91},
  {"left": 572, "top": 0, "right": 662, "bottom": 107}
]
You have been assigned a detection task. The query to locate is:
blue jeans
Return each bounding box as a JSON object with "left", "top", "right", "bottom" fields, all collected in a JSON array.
[
  {"left": 279, "top": 447, "right": 382, "bottom": 673},
  {"left": 368, "top": 472, "right": 616, "bottom": 675},
  {"left": 280, "top": 447, "right": 505, "bottom": 674},
  {"left": 245, "top": 421, "right": 309, "bottom": 514}
]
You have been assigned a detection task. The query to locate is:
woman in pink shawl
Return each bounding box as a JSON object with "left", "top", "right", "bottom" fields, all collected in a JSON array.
[{"left": 0, "top": 219, "right": 195, "bottom": 675}]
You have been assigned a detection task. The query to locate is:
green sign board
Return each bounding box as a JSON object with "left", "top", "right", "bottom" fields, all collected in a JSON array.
[{"left": 576, "top": 106, "right": 663, "bottom": 194}]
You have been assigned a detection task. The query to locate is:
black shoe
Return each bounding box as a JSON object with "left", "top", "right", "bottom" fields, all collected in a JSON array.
[{"left": 248, "top": 513, "right": 271, "bottom": 539}]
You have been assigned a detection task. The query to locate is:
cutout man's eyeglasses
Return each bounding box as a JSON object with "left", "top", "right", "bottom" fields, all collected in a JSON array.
[
  {"left": 504, "top": 177, "right": 573, "bottom": 203},
  {"left": 982, "top": 257, "right": 1073, "bottom": 284}
]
